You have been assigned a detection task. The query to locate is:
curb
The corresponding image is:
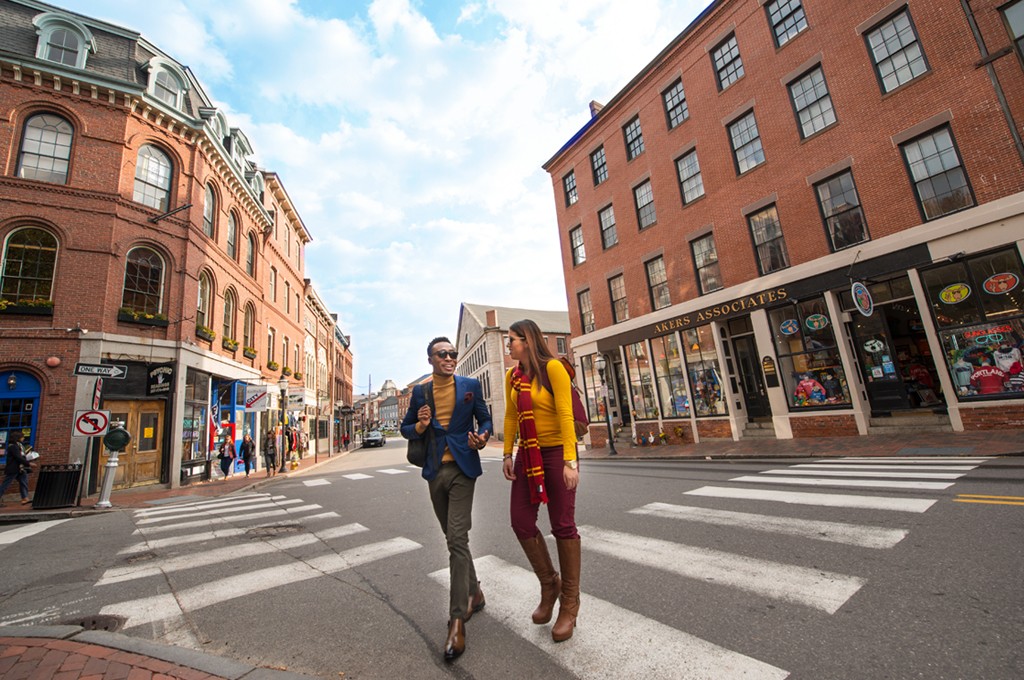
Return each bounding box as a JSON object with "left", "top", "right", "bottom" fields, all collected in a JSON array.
[{"left": 0, "top": 625, "right": 314, "bottom": 679}]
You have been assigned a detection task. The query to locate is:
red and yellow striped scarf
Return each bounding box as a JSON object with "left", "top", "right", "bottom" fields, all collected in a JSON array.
[{"left": 512, "top": 364, "right": 548, "bottom": 505}]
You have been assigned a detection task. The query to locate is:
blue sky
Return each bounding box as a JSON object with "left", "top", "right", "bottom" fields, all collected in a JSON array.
[{"left": 55, "top": 0, "right": 707, "bottom": 391}]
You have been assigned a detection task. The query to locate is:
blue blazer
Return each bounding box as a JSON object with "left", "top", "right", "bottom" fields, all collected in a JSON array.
[{"left": 400, "top": 376, "right": 492, "bottom": 481}]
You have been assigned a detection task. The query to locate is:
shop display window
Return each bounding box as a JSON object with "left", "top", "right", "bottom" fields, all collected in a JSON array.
[
  {"left": 625, "top": 341, "right": 658, "bottom": 419},
  {"left": 922, "top": 247, "right": 1024, "bottom": 400},
  {"left": 580, "top": 355, "right": 606, "bottom": 420},
  {"left": 768, "top": 298, "right": 852, "bottom": 409},
  {"left": 651, "top": 334, "right": 690, "bottom": 418},
  {"left": 683, "top": 325, "right": 727, "bottom": 416}
]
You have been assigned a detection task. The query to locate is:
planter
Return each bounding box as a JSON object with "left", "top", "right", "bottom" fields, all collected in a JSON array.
[
  {"left": 117, "top": 311, "right": 168, "bottom": 327},
  {"left": 222, "top": 339, "right": 239, "bottom": 352},
  {"left": 196, "top": 327, "right": 216, "bottom": 342},
  {"left": 282, "top": 366, "right": 293, "bottom": 376},
  {"left": 243, "top": 348, "right": 257, "bottom": 359},
  {"left": 267, "top": 362, "right": 280, "bottom": 371},
  {"left": 0, "top": 305, "right": 54, "bottom": 316}
]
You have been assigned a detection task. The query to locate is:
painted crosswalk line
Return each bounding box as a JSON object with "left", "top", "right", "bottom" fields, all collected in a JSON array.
[
  {"left": 684, "top": 486, "right": 936, "bottom": 512},
  {"left": 429, "top": 555, "right": 788, "bottom": 680},
  {"left": 132, "top": 504, "right": 324, "bottom": 535},
  {"left": 101, "top": 537, "right": 421, "bottom": 629},
  {"left": 760, "top": 469, "right": 966, "bottom": 480},
  {"left": 792, "top": 463, "right": 978, "bottom": 472},
  {"left": 730, "top": 475, "right": 953, "bottom": 490},
  {"left": 813, "top": 458, "right": 989, "bottom": 464},
  {"left": 132, "top": 493, "right": 282, "bottom": 517},
  {"left": 120, "top": 513, "right": 343, "bottom": 554},
  {"left": 343, "top": 473, "right": 373, "bottom": 480},
  {"left": 581, "top": 526, "right": 863, "bottom": 614},
  {"left": 630, "top": 502, "right": 907, "bottom": 549},
  {"left": 303, "top": 479, "right": 331, "bottom": 486},
  {"left": 376, "top": 469, "right": 409, "bottom": 475},
  {"left": 0, "top": 519, "right": 70, "bottom": 547},
  {"left": 135, "top": 498, "right": 305, "bottom": 525}
]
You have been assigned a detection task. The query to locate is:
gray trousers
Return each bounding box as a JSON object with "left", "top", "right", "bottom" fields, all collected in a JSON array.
[{"left": 428, "top": 462, "right": 480, "bottom": 621}]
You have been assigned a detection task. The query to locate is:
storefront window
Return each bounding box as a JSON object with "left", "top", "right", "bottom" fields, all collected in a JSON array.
[
  {"left": 769, "top": 298, "right": 852, "bottom": 408},
  {"left": 182, "top": 368, "right": 210, "bottom": 464},
  {"left": 625, "top": 341, "right": 658, "bottom": 419},
  {"left": 683, "top": 325, "right": 727, "bottom": 416},
  {"left": 923, "top": 248, "right": 1024, "bottom": 399},
  {"left": 580, "top": 355, "right": 605, "bottom": 420},
  {"left": 651, "top": 334, "right": 690, "bottom": 418}
]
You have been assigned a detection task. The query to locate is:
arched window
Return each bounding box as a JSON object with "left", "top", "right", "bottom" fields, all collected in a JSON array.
[
  {"left": 45, "top": 28, "right": 78, "bottom": 65},
  {"left": 122, "top": 247, "right": 164, "bottom": 315},
  {"left": 18, "top": 113, "right": 73, "bottom": 184},
  {"left": 226, "top": 212, "right": 238, "bottom": 259},
  {"left": 133, "top": 145, "right": 172, "bottom": 211},
  {"left": 245, "top": 233, "right": 256, "bottom": 277},
  {"left": 203, "top": 184, "right": 216, "bottom": 237},
  {"left": 222, "top": 288, "right": 236, "bottom": 341},
  {"left": 153, "top": 71, "right": 180, "bottom": 108},
  {"left": 243, "top": 303, "right": 255, "bottom": 350},
  {"left": 1, "top": 227, "right": 58, "bottom": 303},
  {"left": 33, "top": 13, "right": 95, "bottom": 69},
  {"left": 196, "top": 271, "right": 212, "bottom": 329}
]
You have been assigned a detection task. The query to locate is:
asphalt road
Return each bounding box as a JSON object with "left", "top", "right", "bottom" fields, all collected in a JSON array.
[{"left": 0, "top": 440, "right": 1020, "bottom": 679}]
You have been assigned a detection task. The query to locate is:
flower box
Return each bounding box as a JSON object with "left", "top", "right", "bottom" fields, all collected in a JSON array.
[
  {"left": 243, "top": 347, "right": 258, "bottom": 359},
  {"left": 117, "top": 309, "right": 168, "bottom": 326},
  {"left": 293, "top": 372, "right": 303, "bottom": 380},
  {"left": 0, "top": 304, "right": 54, "bottom": 316},
  {"left": 222, "top": 338, "right": 239, "bottom": 351},
  {"left": 267, "top": 361, "right": 280, "bottom": 371},
  {"left": 282, "top": 366, "right": 293, "bottom": 376},
  {"left": 196, "top": 325, "right": 216, "bottom": 342}
]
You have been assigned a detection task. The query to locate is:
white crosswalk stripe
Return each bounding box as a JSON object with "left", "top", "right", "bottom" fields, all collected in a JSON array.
[
  {"left": 429, "top": 555, "right": 789, "bottom": 680},
  {"left": 303, "top": 479, "right": 331, "bottom": 486},
  {"left": 730, "top": 475, "right": 954, "bottom": 490},
  {"left": 684, "top": 485, "right": 936, "bottom": 512},
  {"left": 343, "top": 473, "right": 373, "bottom": 480},
  {"left": 792, "top": 463, "right": 978, "bottom": 471},
  {"left": 0, "top": 519, "right": 70, "bottom": 547},
  {"left": 376, "top": 468, "right": 409, "bottom": 475},
  {"left": 759, "top": 468, "right": 966, "bottom": 480},
  {"left": 119, "top": 513, "right": 343, "bottom": 554},
  {"left": 132, "top": 504, "right": 324, "bottom": 535},
  {"left": 135, "top": 498, "right": 305, "bottom": 525},
  {"left": 132, "top": 493, "right": 281, "bottom": 518}
]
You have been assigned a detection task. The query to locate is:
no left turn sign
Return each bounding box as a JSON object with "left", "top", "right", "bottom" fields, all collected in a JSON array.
[{"left": 74, "top": 409, "right": 110, "bottom": 437}]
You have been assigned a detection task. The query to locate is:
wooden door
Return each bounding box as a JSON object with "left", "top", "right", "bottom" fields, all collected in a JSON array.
[{"left": 102, "top": 400, "right": 164, "bottom": 489}]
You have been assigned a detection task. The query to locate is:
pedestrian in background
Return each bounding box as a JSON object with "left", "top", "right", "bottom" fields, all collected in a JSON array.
[
  {"left": 343, "top": 433, "right": 350, "bottom": 450},
  {"left": 240, "top": 433, "right": 256, "bottom": 478},
  {"left": 263, "top": 431, "right": 277, "bottom": 477},
  {"left": 401, "top": 336, "right": 492, "bottom": 662},
  {"left": 502, "top": 319, "right": 582, "bottom": 642},
  {"left": 217, "top": 438, "right": 234, "bottom": 480},
  {"left": 0, "top": 431, "right": 33, "bottom": 505}
]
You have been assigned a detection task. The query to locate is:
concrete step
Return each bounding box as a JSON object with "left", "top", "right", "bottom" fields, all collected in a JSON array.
[
  {"left": 867, "top": 411, "right": 952, "bottom": 435},
  {"left": 742, "top": 421, "right": 776, "bottom": 439}
]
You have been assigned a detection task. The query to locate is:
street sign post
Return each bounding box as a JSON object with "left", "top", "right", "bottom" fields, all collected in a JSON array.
[
  {"left": 74, "top": 363, "right": 128, "bottom": 379},
  {"left": 92, "top": 378, "right": 103, "bottom": 409},
  {"left": 73, "top": 409, "right": 111, "bottom": 437}
]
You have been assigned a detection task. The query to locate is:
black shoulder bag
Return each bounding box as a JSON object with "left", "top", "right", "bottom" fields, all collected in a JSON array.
[{"left": 406, "top": 382, "right": 435, "bottom": 467}]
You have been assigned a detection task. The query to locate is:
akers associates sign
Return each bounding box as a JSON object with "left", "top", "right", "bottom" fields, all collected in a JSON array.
[{"left": 652, "top": 287, "right": 789, "bottom": 335}]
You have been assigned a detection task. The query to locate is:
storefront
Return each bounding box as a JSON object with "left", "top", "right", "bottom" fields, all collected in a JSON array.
[
  {"left": 180, "top": 368, "right": 212, "bottom": 484},
  {"left": 0, "top": 370, "right": 40, "bottom": 466}
]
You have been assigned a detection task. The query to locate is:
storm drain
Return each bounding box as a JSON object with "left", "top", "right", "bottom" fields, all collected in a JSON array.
[
  {"left": 60, "top": 614, "right": 126, "bottom": 632},
  {"left": 246, "top": 524, "right": 304, "bottom": 538}
]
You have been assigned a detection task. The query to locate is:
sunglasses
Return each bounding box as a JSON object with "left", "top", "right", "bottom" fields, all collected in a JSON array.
[{"left": 434, "top": 350, "right": 458, "bottom": 360}]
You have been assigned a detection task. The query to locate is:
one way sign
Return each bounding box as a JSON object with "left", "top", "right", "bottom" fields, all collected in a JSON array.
[{"left": 74, "top": 363, "right": 127, "bottom": 379}]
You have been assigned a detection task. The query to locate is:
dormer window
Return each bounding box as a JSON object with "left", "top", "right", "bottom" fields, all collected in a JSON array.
[
  {"left": 144, "top": 58, "right": 190, "bottom": 112},
  {"left": 153, "top": 72, "right": 179, "bottom": 107},
  {"left": 33, "top": 13, "right": 96, "bottom": 70}
]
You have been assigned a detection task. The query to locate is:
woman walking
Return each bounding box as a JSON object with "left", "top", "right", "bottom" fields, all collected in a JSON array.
[
  {"left": 0, "top": 431, "right": 33, "bottom": 505},
  {"left": 263, "top": 430, "right": 277, "bottom": 477},
  {"left": 502, "top": 319, "right": 581, "bottom": 642},
  {"left": 217, "top": 438, "right": 234, "bottom": 480},
  {"left": 240, "top": 433, "right": 256, "bottom": 477}
]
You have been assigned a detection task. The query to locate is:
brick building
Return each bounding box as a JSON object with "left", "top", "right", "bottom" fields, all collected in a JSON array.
[
  {"left": 544, "top": 0, "right": 1024, "bottom": 445},
  {"left": 0, "top": 0, "right": 351, "bottom": 493}
]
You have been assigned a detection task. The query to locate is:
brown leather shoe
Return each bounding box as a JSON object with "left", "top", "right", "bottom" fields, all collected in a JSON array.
[
  {"left": 464, "top": 583, "right": 485, "bottom": 622},
  {"left": 444, "top": 618, "right": 465, "bottom": 661}
]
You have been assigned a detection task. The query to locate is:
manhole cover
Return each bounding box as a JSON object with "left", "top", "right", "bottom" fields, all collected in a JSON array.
[
  {"left": 246, "top": 524, "right": 303, "bottom": 538},
  {"left": 60, "top": 615, "right": 126, "bottom": 632}
]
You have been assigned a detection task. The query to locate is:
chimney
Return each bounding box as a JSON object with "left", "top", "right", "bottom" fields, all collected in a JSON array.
[
  {"left": 589, "top": 100, "right": 604, "bottom": 118},
  {"left": 486, "top": 309, "right": 497, "bottom": 327}
]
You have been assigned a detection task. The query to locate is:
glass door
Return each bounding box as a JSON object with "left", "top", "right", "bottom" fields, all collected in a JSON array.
[{"left": 849, "top": 311, "right": 910, "bottom": 412}]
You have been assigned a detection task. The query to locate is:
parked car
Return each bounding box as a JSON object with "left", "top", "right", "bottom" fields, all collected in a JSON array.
[{"left": 363, "top": 430, "right": 386, "bottom": 447}]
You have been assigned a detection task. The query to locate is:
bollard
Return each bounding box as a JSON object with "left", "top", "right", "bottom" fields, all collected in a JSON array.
[{"left": 95, "top": 420, "right": 132, "bottom": 509}]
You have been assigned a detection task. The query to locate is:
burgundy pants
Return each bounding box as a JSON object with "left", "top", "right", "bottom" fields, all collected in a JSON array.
[{"left": 510, "top": 445, "right": 579, "bottom": 540}]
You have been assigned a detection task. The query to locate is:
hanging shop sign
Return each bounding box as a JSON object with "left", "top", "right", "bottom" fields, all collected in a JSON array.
[
  {"left": 851, "top": 281, "right": 874, "bottom": 317},
  {"left": 939, "top": 283, "right": 971, "bottom": 304},
  {"left": 651, "top": 287, "right": 790, "bottom": 335},
  {"left": 147, "top": 362, "right": 174, "bottom": 395},
  {"left": 805, "top": 313, "right": 830, "bottom": 331},
  {"left": 779, "top": 319, "right": 800, "bottom": 336},
  {"left": 245, "top": 385, "right": 269, "bottom": 411},
  {"left": 761, "top": 356, "right": 780, "bottom": 388},
  {"left": 982, "top": 272, "right": 1020, "bottom": 295}
]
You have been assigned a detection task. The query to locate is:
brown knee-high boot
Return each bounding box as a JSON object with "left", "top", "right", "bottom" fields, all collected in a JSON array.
[
  {"left": 518, "top": 532, "right": 562, "bottom": 624},
  {"left": 551, "top": 537, "right": 581, "bottom": 642}
]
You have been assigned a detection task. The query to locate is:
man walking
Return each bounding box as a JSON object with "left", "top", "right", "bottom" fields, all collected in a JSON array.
[{"left": 401, "top": 336, "right": 492, "bottom": 661}]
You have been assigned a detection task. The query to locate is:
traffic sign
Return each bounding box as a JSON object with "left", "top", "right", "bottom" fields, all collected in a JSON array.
[
  {"left": 74, "top": 363, "right": 127, "bottom": 379},
  {"left": 74, "top": 409, "right": 111, "bottom": 437}
]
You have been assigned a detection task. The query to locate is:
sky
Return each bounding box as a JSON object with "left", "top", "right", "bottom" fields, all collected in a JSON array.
[{"left": 56, "top": 0, "right": 708, "bottom": 391}]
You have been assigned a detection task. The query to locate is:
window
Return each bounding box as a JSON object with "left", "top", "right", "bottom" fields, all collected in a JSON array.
[
  {"left": 769, "top": 299, "right": 852, "bottom": 409},
  {"left": 712, "top": 34, "right": 744, "bottom": 90},
  {"left": 44, "top": 28, "right": 78, "bottom": 65},
  {"left": 153, "top": 71, "right": 180, "bottom": 108},
  {"left": 591, "top": 146, "right": 608, "bottom": 185},
  {"left": 269, "top": 267, "right": 277, "bottom": 301},
  {"left": 646, "top": 256, "right": 671, "bottom": 310},
  {"left": 122, "top": 247, "right": 164, "bottom": 315},
  {"left": 246, "top": 233, "right": 256, "bottom": 276},
  {"left": 18, "top": 113, "right": 73, "bottom": 184},
  {"left": 766, "top": 0, "right": 808, "bottom": 47},
  {"left": 900, "top": 126, "right": 974, "bottom": 220},
  {"left": 34, "top": 15, "right": 94, "bottom": 69},
  {"left": 203, "top": 184, "right": 216, "bottom": 237},
  {"left": 728, "top": 111, "right": 765, "bottom": 174},
  {"left": 651, "top": 334, "right": 690, "bottom": 418},
  {"left": 789, "top": 67, "right": 836, "bottom": 138},
  {"left": 268, "top": 327, "right": 276, "bottom": 362},
  {"left": 625, "top": 341, "right": 658, "bottom": 419},
  {"left": 748, "top": 205, "right": 790, "bottom": 274},
  {"left": 663, "top": 79, "right": 688, "bottom": 129},
  {"left": 634, "top": 181, "right": 657, "bottom": 229},
  {"left": 623, "top": 116, "right": 644, "bottom": 160},
  {"left": 816, "top": 171, "right": 869, "bottom": 250},
  {"left": 570, "top": 226, "right": 586, "bottom": 266},
  {"left": 1006, "top": 1, "right": 1024, "bottom": 60},
  {"left": 692, "top": 234, "right": 723, "bottom": 294},
  {"left": 865, "top": 9, "right": 928, "bottom": 93},
  {"left": 684, "top": 325, "right": 727, "bottom": 416},
  {"left": 196, "top": 271, "right": 212, "bottom": 329},
  {"left": 1, "top": 228, "right": 58, "bottom": 303},
  {"left": 563, "top": 171, "right": 578, "bottom": 207},
  {"left": 578, "top": 289, "right": 595, "bottom": 333},
  {"left": 243, "top": 303, "right": 255, "bottom": 351},
  {"left": 557, "top": 337, "right": 567, "bottom": 354},
  {"left": 222, "top": 288, "right": 236, "bottom": 341},
  {"left": 599, "top": 206, "right": 618, "bottom": 249},
  {"left": 133, "top": 145, "right": 172, "bottom": 211},
  {"left": 283, "top": 336, "right": 289, "bottom": 368},
  {"left": 609, "top": 275, "right": 628, "bottom": 323},
  {"left": 676, "top": 149, "right": 705, "bottom": 204},
  {"left": 226, "top": 212, "right": 238, "bottom": 260},
  {"left": 285, "top": 281, "right": 291, "bottom": 313}
]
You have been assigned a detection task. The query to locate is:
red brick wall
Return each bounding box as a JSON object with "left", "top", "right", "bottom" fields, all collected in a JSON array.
[
  {"left": 959, "top": 405, "right": 1024, "bottom": 430},
  {"left": 697, "top": 419, "right": 732, "bottom": 439},
  {"left": 791, "top": 414, "right": 859, "bottom": 438}
]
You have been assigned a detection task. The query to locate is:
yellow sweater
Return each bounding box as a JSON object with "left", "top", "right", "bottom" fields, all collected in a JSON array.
[{"left": 503, "top": 359, "right": 577, "bottom": 461}]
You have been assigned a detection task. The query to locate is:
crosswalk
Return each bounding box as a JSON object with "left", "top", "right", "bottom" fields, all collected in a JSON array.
[{"left": 0, "top": 455, "right": 994, "bottom": 678}]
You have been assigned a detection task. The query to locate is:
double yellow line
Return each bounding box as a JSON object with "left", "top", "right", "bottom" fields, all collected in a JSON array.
[{"left": 954, "top": 494, "right": 1024, "bottom": 506}]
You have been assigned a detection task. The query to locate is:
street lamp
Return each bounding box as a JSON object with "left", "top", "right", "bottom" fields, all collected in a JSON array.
[
  {"left": 278, "top": 376, "right": 289, "bottom": 473},
  {"left": 595, "top": 355, "right": 617, "bottom": 456}
]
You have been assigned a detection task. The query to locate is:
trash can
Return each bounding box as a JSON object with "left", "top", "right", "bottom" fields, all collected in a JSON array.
[{"left": 31, "top": 463, "right": 83, "bottom": 509}]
